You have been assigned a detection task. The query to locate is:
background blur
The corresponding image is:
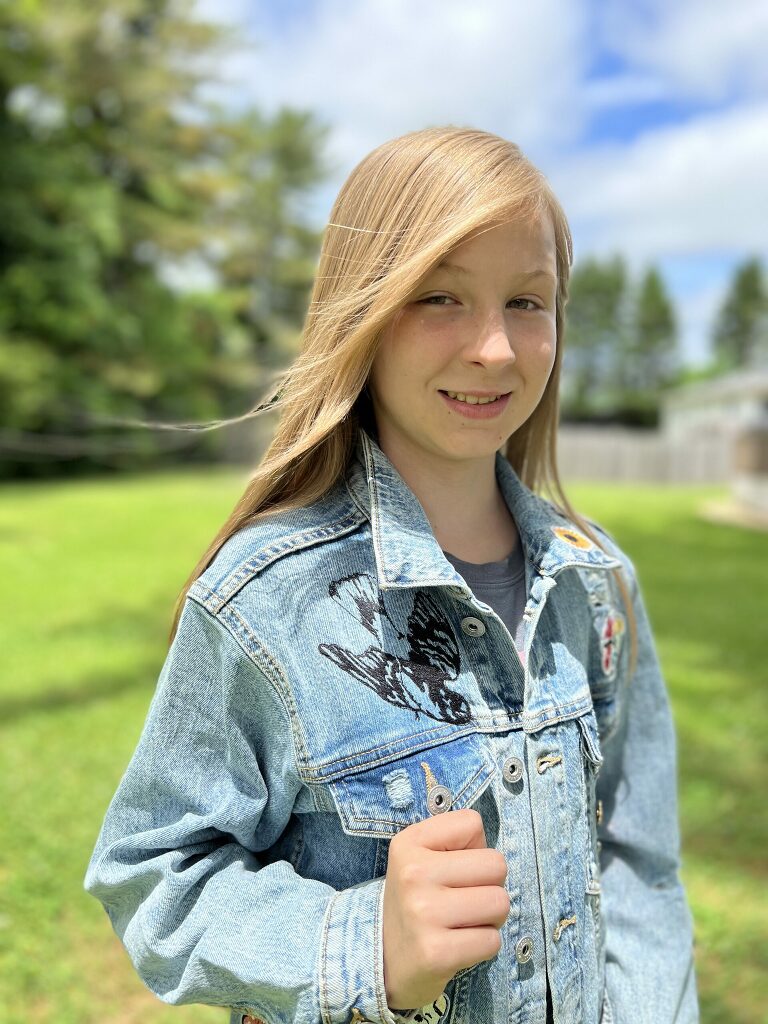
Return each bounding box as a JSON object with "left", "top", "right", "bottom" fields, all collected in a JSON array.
[{"left": 1, "top": 1, "right": 767, "bottom": 1021}]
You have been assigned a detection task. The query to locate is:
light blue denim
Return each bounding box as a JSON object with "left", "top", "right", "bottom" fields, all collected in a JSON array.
[{"left": 84, "top": 426, "right": 699, "bottom": 1023}]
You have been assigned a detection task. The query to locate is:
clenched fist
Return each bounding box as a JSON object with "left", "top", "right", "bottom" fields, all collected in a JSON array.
[{"left": 382, "top": 807, "right": 510, "bottom": 1011}]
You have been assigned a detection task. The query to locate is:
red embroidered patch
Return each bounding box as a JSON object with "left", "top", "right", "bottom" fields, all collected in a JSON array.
[{"left": 600, "top": 612, "right": 625, "bottom": 678}]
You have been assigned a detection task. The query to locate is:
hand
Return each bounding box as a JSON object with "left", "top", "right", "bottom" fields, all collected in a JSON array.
[{"left": 382, "top": 807, "right": 509, "bottom": 1010}]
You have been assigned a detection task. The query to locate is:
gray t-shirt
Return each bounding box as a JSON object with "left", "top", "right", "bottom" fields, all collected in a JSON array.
[{"left": 442, "top": 539, "right": 527, "bottom": 664}]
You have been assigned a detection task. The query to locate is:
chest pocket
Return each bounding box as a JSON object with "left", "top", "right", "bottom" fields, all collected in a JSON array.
[{"left": 326, "top": 731, "right": 497, "bottom": 838}]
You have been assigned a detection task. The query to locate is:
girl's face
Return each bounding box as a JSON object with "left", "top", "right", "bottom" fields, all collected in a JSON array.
[{"left": 367, "top": 213, "right": 558, "bottom": 471}]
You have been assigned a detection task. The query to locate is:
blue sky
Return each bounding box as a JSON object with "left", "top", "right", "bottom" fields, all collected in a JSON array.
[{"left": 193, "top": 0, "right": 768, "bottom": 367}]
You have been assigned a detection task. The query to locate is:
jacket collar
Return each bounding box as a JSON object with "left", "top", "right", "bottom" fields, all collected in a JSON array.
[{"left": 344, "top": 427, "right": 621, "bottom": 590}]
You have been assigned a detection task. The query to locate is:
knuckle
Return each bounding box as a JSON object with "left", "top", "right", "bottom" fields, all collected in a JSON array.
[
  {"left": 417, "top": 933, "right": 449, "bottom": 976},
  {"left": 409, "top": 891, "right": 432, "bottom": 921},
  {"left": 398, "top": 858, "right": 427, "bottom": 890}
]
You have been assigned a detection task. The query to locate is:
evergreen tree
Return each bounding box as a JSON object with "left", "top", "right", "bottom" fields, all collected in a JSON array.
[
  {"left": 562, "top": 256, "right": 680, "bottom": 425},
  {"left": 711, "top": 256, "right": 767, "bottom": 370},
  {"left": 618, "top": 265, "right": 679, "bottom": 422},
  {"left": 561, "top": 254, "right": 628, "bottom": 419},
  {"left": 0, "top": 0, "right": 330, "bottom": 477}
]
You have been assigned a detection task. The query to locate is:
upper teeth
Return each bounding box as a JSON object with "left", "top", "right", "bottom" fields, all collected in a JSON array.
[{"left": 445, "top": 391, "right": 503, "bottom": 405}]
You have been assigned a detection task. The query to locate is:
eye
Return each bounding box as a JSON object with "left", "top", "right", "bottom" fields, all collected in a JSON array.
[{"left": 417, "top": 294, "right": 542, "bottom": 310}]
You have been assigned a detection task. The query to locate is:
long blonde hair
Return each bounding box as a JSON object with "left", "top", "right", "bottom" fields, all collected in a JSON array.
[{"left": 169, "top": 125, "right": 637, "bottom": 677}]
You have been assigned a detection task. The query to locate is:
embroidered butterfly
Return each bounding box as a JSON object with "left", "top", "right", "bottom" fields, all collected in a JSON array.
[{"left": 318, "top": 572, "right": 472, "bottom": 725}]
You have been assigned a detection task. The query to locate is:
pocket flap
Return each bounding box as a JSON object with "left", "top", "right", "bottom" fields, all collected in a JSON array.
[{"left": 328, "top": 732, "right": 496, "bottom": 837}]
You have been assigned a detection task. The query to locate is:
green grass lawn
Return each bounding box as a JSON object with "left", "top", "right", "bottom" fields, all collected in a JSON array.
[{"left": 1, "top": 467, "right": 765, "bottom": 1023}]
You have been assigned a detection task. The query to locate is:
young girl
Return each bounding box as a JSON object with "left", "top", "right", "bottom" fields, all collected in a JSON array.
[{"left": 85, "top": 126, "right": 699, "bottom": 1024}]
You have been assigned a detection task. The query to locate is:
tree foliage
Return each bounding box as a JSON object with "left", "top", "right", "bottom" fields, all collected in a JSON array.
[
  {"left": 711, "top": 256, "right": 768, "bottom": 371},
  {"left": 561, "top": 255, "right": 680, "bottom": 426},
  {"left": 0, "top": 0, "right": 331, "bottom": 477}
]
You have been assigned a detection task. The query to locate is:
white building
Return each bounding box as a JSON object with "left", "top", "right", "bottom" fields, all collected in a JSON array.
[
  {"left": 660, "top": 363, "right": 768, "bottom": 523},
  {"left": 660, "top": 365, "right": 768, "bottom": 441}
]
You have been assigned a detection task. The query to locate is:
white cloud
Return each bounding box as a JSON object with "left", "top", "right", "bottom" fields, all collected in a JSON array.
[
  {"left": 600, "top": 0, "right": 768, "bottom": 101},
  {"left": 189, "top": 0, "right": 768, "bottom": 365},
  {"left": 556, "top": 102, "right": 768, "bottom": 263},
  {"left": 196, "top": 0, "right": 591, "bottom": 165}
]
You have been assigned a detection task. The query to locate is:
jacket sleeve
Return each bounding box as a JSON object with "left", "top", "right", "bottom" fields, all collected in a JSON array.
[
  {"left": 83, "top": 595, "right": 404, "bottom": 1024},
  {"left": 596, "top": 558, "right": 700, "bottom": 1023}
]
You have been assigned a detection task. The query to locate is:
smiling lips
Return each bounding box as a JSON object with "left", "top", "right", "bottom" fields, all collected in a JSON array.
[
  {"left": 441, "top": 391, "right": 505, "bottom": 406},
  {"left": 438, "top": 390, "right": 512, "bottom": 418},
  {"left": 440, "top": 389, "right": 511, "bottom": 398}
]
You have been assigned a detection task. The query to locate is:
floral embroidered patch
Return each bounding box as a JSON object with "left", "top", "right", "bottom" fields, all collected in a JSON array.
[{"left": 551, "top": 525, "right": 593, "bottom": 550}]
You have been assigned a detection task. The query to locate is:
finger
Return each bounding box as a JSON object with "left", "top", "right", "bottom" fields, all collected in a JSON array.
[
  {"left": 427, "top": 848, "right": 508, "bottom": 889},
  {"left": 435, "top": 884, "right": 511, "bottom": 930},
  {"left": 402, "top": 808, "right": 487, "bottom": 852},
  {"left": 429, "top": 924, "right": 503, "bottom": 976}
]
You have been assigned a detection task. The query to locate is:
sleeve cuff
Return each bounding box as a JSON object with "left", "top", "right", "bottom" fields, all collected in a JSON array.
[
  {"left": 319, "top": 876, "right": 452, "bottom": 1024},
  {"left": 319, "top": 875, "right": 400, "bottom": 1024}
]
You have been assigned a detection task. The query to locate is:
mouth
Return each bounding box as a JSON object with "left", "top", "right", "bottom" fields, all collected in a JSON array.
[
  {"left": 438, "top": 389, "right": 512, "bottom": 401},
  {"left": 438, "top": 389, "right": 513, "bottom": 417}
]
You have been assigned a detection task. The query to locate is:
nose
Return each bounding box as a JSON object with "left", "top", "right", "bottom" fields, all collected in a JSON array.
[{"left": 464, "top": 310, "right": 517, "bottom": 368}]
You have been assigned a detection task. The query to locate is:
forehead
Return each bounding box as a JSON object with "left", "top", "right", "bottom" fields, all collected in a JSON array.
[
  {"left": 432, "top": 217, "right": 557, "bottom": 284},
  {"left": 453, "top": 214, "right": 555, "bottom": 259}
]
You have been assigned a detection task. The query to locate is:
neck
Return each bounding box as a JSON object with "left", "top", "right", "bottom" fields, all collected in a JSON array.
[{"left": 376, "top": 438, "right": 519, "bottom": 563}]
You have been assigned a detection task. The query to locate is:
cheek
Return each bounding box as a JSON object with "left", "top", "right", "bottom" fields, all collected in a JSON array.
[
  {"left": 546, "top": 337, "right": 557, "bottom": 370},
  {"left": 534, "top": 329, "right": 557, "bottom": 368},
  {"left": 368, "top": 332, "right": 422, "bottom": 401}
]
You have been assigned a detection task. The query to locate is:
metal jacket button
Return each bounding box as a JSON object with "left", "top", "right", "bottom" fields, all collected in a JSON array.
[
  {"left": 515, "top": 935, "right": 534, "bottom": 964},
  {"left": 427, "top": 784, "right": 453, "bottom": 814},
  {"left": 460, "top": 615, "right": 486, "bottom": 637},
  {"left": 502, "top": 756, "right": 524, "bottom": 784}
]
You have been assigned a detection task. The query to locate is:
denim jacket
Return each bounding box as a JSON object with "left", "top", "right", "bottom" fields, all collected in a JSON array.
[{"left": 84, "top": 426, "right": 699, "bottom": 1024}]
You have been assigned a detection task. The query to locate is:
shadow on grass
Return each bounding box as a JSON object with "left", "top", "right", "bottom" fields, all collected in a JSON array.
[
  {"left": 2, "top": 597, "right": 174, "bottom": 725},
  {"left": 0, "top": 659, "right": 161, "bottom": 723}
]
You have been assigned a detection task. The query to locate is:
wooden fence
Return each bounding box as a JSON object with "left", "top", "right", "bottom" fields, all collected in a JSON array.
[
  {"left": 222, "top": 419, "right": 739, "bottom": 485},
  {"left": 555, "top": 425, "right": 733, "bottom": 483}
]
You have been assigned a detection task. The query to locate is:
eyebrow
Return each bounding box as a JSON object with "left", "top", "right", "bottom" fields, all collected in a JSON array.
[{"left": 435, "top": 261, "right": 556, "bottom": 286}]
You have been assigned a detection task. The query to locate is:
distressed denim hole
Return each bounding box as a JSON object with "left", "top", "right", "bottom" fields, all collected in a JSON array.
[{"left": 382, "top": 767, "right": 414, "bottom": 810}]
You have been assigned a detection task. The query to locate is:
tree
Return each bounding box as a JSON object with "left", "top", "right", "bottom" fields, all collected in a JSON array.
[
  {"left": 561, "top": 254, "right": 629, "bottom": 418},
  {"left": 616, "top": 265, "right": 679, "bottom": 420},
  {"left": 711, "top": 256, "right": 767, "bottom": 370},
  {"left": 0, "top": 0, "right": 330, "bottom": 477},
  {"left": 562, "top": 256, "right": 681, "bottom": 426}
]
